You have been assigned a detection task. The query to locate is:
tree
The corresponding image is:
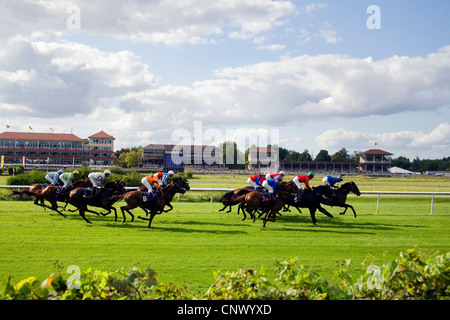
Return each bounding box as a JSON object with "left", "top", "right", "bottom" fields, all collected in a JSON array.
[
  {"left": 314, "top": 149, "right": 331, "bottom": 161},
  {"left": 285, "top": 150, "right": 300, "bottom": 161},
  {"left": 392, "top": 156, "right": 411, "bottom": 170},
  {"left": 331, "top": 148, "right": 351, "bottom": 162},
  {"left": 221, "top": 141, "right": 245, "bottom": 169},
  {"left": 298, "top": 149, "right": 312, "bottom": 161},
  {"left": 125, "top": 148, "right": 143, "bottom": 168}
]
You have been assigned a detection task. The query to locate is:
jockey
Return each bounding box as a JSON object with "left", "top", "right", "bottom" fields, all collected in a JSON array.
[
  {"left": 262, "top": 174, "right": 282, "bottom": 199},
  {"left": 293, "top": 172, "right": 314, "bottom": 192},
  {"left": 141, "top": 172, "right": 164, "bottom": 199},
  {"left": 155, "top": 170, "right": 174, "bottom": 187},
  {"left": 247, "top": 174, "right": 265, "bottom": 189},
  {"left": 45, "top": 169, "right": 64, "bottom": 186},
  {"left": 321, "top": 175, "right": 343, "bottom": 200},
  {"left": 88, "top": 170, "right": 111, "bottom": 188},
  {"left": 322, "top": 175, "right": 343, "bottom": 187},
  {"left": 265, "top": 171, "right": 285, "bottom": 180},
  {"left": 60, "top": 170, "right": 79, "bottom": 190}
]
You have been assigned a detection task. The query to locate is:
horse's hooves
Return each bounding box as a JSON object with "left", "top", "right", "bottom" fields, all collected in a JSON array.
[{"left": 339, "top": 213, "right": 344, "bottom": 215}]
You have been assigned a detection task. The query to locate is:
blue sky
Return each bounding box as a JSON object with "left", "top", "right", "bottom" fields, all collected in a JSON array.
[{"left": 1, "top": 0, "right": 449, "bottom": 161}]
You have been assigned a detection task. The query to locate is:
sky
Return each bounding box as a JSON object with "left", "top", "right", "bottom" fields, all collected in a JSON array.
[{"left": 0, "top": 0, "right": 449, "bottom": 161}]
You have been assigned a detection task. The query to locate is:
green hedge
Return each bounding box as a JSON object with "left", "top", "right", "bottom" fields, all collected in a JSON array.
[{"left": 1, "top": 248, "right": 448, "bottom": 300}]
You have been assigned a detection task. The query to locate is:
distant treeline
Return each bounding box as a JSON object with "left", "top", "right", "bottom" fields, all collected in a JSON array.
[{"left": 392, "top": 156, "right": 450, "bottom": 172}]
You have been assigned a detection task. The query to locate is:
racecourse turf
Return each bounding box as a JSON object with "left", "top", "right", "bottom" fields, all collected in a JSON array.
[{"left": 0, "top": 188, "right": 449, "bottom": 293}]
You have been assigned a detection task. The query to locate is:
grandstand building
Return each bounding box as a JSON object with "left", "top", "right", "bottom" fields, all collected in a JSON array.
[
  {"left": 142, "top": 143, "right": 221, "bottom": 171},
  {"left": 358, "top": 149, "right": 393, "bottom": 174},
  {"left": 0, "top": 130, "right": 115, "bottom": 169}
]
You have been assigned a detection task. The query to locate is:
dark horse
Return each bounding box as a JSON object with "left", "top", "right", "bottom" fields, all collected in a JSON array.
[
  {"left": 120, "top": 181, "right": 186, "bottom": 228},
  {"left": 313, "top": 181, "right": 361, "bottom": 218},
  {"left": 67, "top": 181, "right": 127, "bottom": 224},
  {"left": 275, "top": 181, "right": 334, "bottom": 225}
]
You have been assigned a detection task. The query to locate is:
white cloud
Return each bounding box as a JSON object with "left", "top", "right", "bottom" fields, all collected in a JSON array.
[
  {"left": 0, "top": 0, "right": 296, "bottom": 46},
  {"left": 315, "top": 123, "right": 450, "bottom": 159},
  {"left": 0, "top": 38, "right": 156, "bottom": 117}
]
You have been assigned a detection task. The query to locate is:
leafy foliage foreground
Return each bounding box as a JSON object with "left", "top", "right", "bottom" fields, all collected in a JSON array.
[{"left": 1, "top": 248, "right": 448, "bottom": 300}]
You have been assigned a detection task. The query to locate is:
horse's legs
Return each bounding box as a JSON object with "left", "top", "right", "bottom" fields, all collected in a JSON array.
[
  {"left": 338, "top": 204, "right": 356, "bottom": 218},
  {"left": 120, "top": 205, "right": 136, "bottom": 223},
  {"left": 49, "top": 199, "right": 66, "bottom": 217},
  {"left": 147, "top": 213, "right": 156, "bottom": 228},
  {"left": 317, "top": 205, "right": 334, "bottom": 218},
  {"left": 78, "top": 206, "right": 92, "bottom": 224},
  {"left": 163, "top": 203, "right": 173, "bottom": 213},
  {"left": 308, "top": 208, "right": 317, "bottom": 225}
]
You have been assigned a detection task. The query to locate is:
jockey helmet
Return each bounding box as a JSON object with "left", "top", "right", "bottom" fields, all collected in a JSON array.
[
  {"left": 156, "top": 172, "right": 164, "bottom": 178},
  {"left": 275, "top": 175, "right": 283, "bottom": 180},
  {"left": 308, "top": 172, "right": 314, "bottom": 178},
  {"left": 338, "top": 175, "right": 343, "bottom": 181},
  {"left": 57, "top": 170, "right": 64, "bottom": 174},
  {"left": 72, "top": 170, "right": 79, "bottom": 175},
  {"left": 168, "top": 170, "right": 174, "bottom": 175},
  {"left": 104, "top": 169, "right": 111, "bottom": 175},
  {"left": 279, "top": 171, "right": 285, "bottom": 176}
]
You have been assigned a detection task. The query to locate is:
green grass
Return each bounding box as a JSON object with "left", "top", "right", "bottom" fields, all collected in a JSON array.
[{"left": 0, "top": 194, "right": 449, "bottom": 294}]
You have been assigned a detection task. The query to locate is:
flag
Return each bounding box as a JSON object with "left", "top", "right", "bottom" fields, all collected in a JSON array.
[
  {"left": 375, "top": 142, "right": 379, "bottom": 145},
  {"left": 22, "top": 155, "right": 25, "bottom": 168},
  {"left": 6, "top": 125, "right": 10, "bottom": 129},
  {"left": 1, "top": 156, "right": 4, "bottom": 169},
  {"left": 50, "top": 127, "right": 54, "bottom": 132},
  {"left": 29, "top": 126, "right": 33, "bottom": 130}
]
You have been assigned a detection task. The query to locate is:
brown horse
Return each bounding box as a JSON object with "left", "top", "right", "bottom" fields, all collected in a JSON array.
[
  {"left": 38, "top": 179, "right": 92, "bottom": 217},
  {"left": 67, "top": 181, "right": 127, "bottom": 224},
  {"left": 120, "top": 182, "right": 186, "bottom": 228},
  {"left": 218, "top": 186, "right": 254, "bottom": 213},
  {"left": 232, "top": 189, "right": 281, "bottom": 223},
  {"left": 136, "top": 177, "right": 190, "bottom": 213}
]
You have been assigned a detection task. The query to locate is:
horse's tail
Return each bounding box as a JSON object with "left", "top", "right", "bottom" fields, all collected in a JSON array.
[
  {"left": 12, "top": 190, "right": 36, "bottom": 197},
  {"left": 232, "top": 194, "right": 248, "bottom": 203},
  {"left": 219, "top": 191, "right": 235, "bottom": 202},
  {"left": 108, "top": 193, "right": 126, "bottom": 204}
]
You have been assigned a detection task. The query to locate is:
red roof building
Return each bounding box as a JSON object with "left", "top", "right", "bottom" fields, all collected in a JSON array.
[
  {"left": 0, "top": 130, "right": 115, "bottom": 169},
  {"left": 358, "top": 149, "right": 393, "bottom": 174}
]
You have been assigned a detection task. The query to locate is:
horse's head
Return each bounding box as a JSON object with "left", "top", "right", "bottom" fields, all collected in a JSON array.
[
  {"left": 341, "top": 182, "right": 361, "bottom": 196},
  {"left": 172, "top": 177, "right": 190, "bottom": 191},
  {"left": 106, "top": 181, "right": 127, "bottom": 193}
]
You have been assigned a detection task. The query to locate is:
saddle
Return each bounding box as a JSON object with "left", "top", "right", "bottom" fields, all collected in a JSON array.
[
  {"left": 290, "top": 192, "right": 302, "bottom": 203},
  {"left": 142, "top": 190, "right": 159, "bottom": 203},
  {"left": 261, "top": 191, "right": 276, "bottom": 202},
  {"left": 83, "top": 187, "right": 101, "bottom": 199}
]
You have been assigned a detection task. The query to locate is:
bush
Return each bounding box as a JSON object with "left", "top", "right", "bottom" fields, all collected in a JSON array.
[
  {"left": 0, "top": 248, "right": 448, "bottom": 300},
  {"left": 6, "top": 170, "right": 46, "bottom": 185},
  {"left": 7, "top": 166, "right": 24, "bottom": 175}
]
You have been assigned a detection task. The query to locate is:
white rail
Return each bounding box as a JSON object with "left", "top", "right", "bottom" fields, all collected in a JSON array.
[{"left": 2, "top": 186, "right": 449, "bottom": 215}]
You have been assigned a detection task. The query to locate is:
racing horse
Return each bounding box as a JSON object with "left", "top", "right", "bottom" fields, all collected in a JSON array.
[
  {"left": 67, "top": 181, "right": 127, "bottom": 224},
  {"left": 15, "top": 179, "right": 92, "bottom": 216},
  {"left": 120, "top": 181, "right": 186, "bottom": 228},
  {"left": 234, "top": 189, "right": 284, "bottom": 223},
  {"left": 313, "top": 181, "right": 361, "bottom": 218},
  {"left": 275, "top": 181, "right": 334, "bottom": 225},
  {"left": 136, "top": 177, "right": 190, "bottom": 213},
  {"left": 218, "top": 186, "right": 254, "bottom": 213}
]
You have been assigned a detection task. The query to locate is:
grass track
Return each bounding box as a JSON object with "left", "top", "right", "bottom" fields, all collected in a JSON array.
[{"left": 0, "top": 195, "right": 449, "bottom": 294}]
